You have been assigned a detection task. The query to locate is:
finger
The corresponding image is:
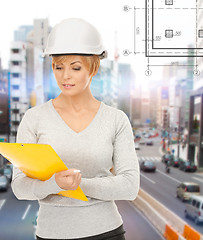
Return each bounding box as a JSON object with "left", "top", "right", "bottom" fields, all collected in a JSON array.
[
  {"left": 57, "top": 169, "right": 80, "bottom": 177},
  {"left": 77, "top": 174, "right": 82, "bottom": 185},
  {"left": 72, "top": 172, "right": 81, "bottom": 184},
  {"left": 66, "top": 169, "right": 81, "bottom": 176},
  {"left": 73, "top": 172, "right": 81, "bottom": 183},
  {"left": 56, "top": 170, "right": 70, "bottom": 177},
  {"left": 70, "top": 173, "right": 81, "bottom": 188}
]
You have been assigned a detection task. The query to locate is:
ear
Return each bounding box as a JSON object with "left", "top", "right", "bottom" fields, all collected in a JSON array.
[{"left": 90, "top": 68, "right": 98, "bottom": 78}]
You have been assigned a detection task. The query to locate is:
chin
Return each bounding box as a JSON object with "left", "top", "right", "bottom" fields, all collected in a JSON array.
[{"left": 62, "top": 90, "right": 81, "bottom": 97}]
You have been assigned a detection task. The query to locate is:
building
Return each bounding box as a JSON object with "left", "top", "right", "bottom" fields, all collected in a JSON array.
[
  {"left": 156, "top": 86, "right": 169, "bottom": 129},
  {"left": 26, "top": 19, "right": 51, "bottom": 106},
  {"left": 91, "top": 59, "right": 113, "bottom": 103},
  {"left": 140, "top": 89, "right": 150, "bottom": 127},
  {"left": 14, "top": 25, "right": 33, "bottom": 42},
  {"left": 129, "top": 80, "right": 160, "bottom": 128},
  {"left": 187, "top": 88, "right": 203, "bottom": 166},
  {"left": 168, "top": 77, "right": 193, "bottom": 132},
  {"left": 187, "top": 0, "right": 203, "bottom": 166},
  {"left": 9, "top": 41, "right": 27, "bottom": 142},
  {"left": 92, "top": 59, "right": 134, "bottom": 119},
  {"left": 130, "top": 85, "right": 141, "bottom": 127},
  {"left": 149, "top": 82, "right": 159, "bottom": 128},
  {"left": 9, "top": 19, "right": 51, "bottom": 142},
  {"left": 187, "top": 66, "right": 203, "bottom": 166},
  {"left": 0, "top": 58, "right": 9, "bottom": 141},
  {"left": 117, "top": 63, "right": 133, "bottom": 117}
]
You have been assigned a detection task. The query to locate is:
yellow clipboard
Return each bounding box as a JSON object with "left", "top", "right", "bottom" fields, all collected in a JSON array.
[{"left": 0, "top": 143, "right": 88, "bottom": 201}]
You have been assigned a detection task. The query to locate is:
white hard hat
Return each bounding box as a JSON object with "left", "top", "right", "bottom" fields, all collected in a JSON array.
[{"left": 43, "top": 18, "right": 107, "bottom": 59}]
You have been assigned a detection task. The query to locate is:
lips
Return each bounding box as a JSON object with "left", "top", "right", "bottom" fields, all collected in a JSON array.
[
  {"left": 63, "top": 84, "right": 75, "bottom": 87},
  {"left": 62, "top": 84, "right": 75, "bottom": 89}
]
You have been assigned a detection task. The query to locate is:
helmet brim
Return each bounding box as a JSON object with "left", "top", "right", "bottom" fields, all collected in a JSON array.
[{"left": 42, "top": 50, "right": 107, "bottom": 59}]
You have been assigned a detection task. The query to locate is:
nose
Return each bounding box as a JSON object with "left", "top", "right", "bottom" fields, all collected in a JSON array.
[{"left": 63, "top": 67, "right": 71, "bottom": 80}]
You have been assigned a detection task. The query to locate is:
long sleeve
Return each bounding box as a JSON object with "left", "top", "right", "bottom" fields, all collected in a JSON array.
[
  {"left": 80, "top": 111, "right": 140, "bottom": 201},
  {"left": 11, "top": 110, "right": 63, "bottom": 201}
]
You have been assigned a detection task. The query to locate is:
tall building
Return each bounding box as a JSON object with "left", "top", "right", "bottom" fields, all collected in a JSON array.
[
  {"left": 149, "top": 82, "right": 160, "bottom": 128},
  {"left": 156, "top": 85, "right": 169, "bottom": 129},
  {"left": 91, "top": 59, "right": 134, "bottom": 119},
  {"left": 130, "top": 85, "right": 141, "bottom": 127},
  {"left": 9, "top": 19, "right": 51, "bottom": 142},
  {"left": 91, "top": 59, "right": 112, "bottom": 103},
  {"left": 168, "top": 77, "right": 193, "bottom": 132},
  {"left": 0, "top": 58, "right": 8, "bottom": 140},
  {"left": 160, "top": 55, "right": 193, "bottom": 138},
  {"left": 187, "top": 0, "right": 203, "bottom": 166},
  {"left": 9, "top": 42, "right": 27, "bottom": 142},
  {"left": 26, "top": 19, "right": 51, "bottom": 106},
  {"left": 14, "top": 25, "right": 33, "bottom": 41},
  {"left": 91, "top": 32, "right": 121, "bottom": 109},
  {"left": 140, "top": 89, "right": 150, "bottom": 126},
  {"left": 117, "top": 63, "right": 132, "bottom": 117}
]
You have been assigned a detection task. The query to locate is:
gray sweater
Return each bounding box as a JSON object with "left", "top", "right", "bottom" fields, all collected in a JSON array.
[{"left": 11, "top": 100, "right": 140, "bottom": 239}]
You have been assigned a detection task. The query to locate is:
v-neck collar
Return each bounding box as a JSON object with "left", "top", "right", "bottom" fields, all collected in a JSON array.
[{"left": 48, "top": 99, "right": 104, "bottom": 136}]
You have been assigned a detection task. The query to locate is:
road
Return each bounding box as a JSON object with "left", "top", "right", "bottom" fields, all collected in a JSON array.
[
  {"left": 0, "top": 188, "right": 38, "bottom": 240},
  {"left": 116, "top": 200, "right": 164, "bottom": 240},
  {"left": 137, "top": 135, "right": 203, "bottom": 234}
]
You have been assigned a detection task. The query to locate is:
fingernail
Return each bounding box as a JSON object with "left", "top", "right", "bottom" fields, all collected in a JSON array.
[{"left": 74, "top": 170, "right": 81, "bottom": 173}]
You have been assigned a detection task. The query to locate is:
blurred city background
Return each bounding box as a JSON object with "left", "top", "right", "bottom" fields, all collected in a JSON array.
[
  {"left": 0, "top": 1, "right": 203, "bottom": 240},
  {"left": 0, "top": 16, "right": 202, "bottom": 168}
]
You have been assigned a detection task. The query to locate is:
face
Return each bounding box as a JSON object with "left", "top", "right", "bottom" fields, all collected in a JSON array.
[{"left": 53, "top": 55, "right": 92, "bottom": 97}]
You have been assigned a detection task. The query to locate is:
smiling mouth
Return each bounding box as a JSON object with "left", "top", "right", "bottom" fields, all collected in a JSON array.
[{"left": 62, "top": 84, "right": 75, "bottom": 89}]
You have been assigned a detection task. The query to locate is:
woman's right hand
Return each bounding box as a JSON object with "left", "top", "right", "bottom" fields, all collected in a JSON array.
[{"left": 55, "top": 169, "right": 81, "bottom": 191}]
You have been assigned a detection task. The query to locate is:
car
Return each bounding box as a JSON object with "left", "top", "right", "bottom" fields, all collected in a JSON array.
[
  {"left": 0, "top": 175, "right": 9, "bottom": 191},
  {"left": 170, "top": 157, "right": 182, "bottom": 167},
  {"left": 144, "top": 134, "right": 150, "bottom": 138},
  {"left": 179, "top": 161, "right": 197, "bottom": 172},
  {"left": 140, "top": 160, "right": 156, "bottom": 172},
  {"left": 134, "top": 142, "right": 140, "bottom": 150},
  {"left": 146, "top": 139, "right": 153, "bottom": 146},
  {"left": 142, "top": 131, "right": 146, "bottom": 136},
  {"left": 139, "top": 138, "right": 146, "bottom": 145},
  {"left": 176, "top": 182, "right": 200, "bottom": 201},
  {"left": 3, "top": 167, "right": 12, "bottom": 182},
  {"left": 184, "top": 195, "right": 203, "bottom": 225},
  {"left": 161, "top": 153, "right": 174, "bottom": 164},
  {"left": 135, "top": 134, "right": 141, "bottom": 139}
]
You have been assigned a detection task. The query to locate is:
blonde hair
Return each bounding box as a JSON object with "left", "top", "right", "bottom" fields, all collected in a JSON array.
[{"left": 52, "top": 55, "right": 100, "bottom": 77}]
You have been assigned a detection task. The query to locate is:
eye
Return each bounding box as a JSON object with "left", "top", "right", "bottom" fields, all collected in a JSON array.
[
  {"left": 73, "top": 67, "right": 81, "bottom": 71},
  {"left": 55, "top": 66, "right": 62, "bottom": 70}
]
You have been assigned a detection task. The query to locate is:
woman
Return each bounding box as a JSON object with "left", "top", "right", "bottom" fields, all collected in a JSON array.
[{"left": 11, "top": 18, "right": 140, "bottom": 240}]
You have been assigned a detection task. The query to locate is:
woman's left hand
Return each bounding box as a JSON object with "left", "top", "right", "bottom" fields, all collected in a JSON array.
[{"left": 55, "top": 169, "right": 81, "bottom": 190}]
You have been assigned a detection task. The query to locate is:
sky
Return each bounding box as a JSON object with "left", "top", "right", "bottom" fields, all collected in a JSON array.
[{"left": 0, "top": 0, "right": 162, "bottom": 83}]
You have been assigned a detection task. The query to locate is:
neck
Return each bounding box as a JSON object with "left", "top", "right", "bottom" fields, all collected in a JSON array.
[{"left": 55, "top": 91, "right": 99, "bottom": 113}]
